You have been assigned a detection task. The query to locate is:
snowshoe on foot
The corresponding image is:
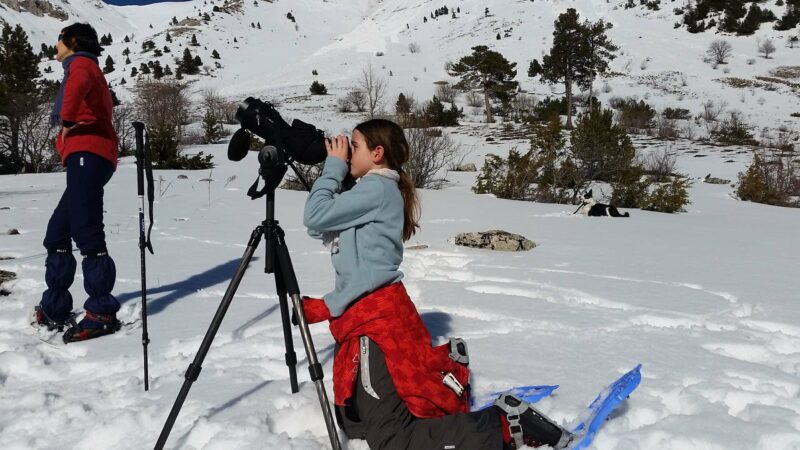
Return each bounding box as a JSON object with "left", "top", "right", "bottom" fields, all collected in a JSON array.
[
  {"left": 62, "top": 311, "right": 121, "bottom": 343},
  {"left": 34, "top": 305, "right": 71, "bottom": 332},
  {"left": 495, "top": 393, "right": 576, "bottom": 449}
]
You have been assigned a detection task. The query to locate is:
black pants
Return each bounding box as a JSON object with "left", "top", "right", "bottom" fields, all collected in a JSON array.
[
  {"left": 336, "top": 337, "right": 503, "bottom": 450},
  {"left": 40, "top": 152, "right": 119, "bottom": 321}
]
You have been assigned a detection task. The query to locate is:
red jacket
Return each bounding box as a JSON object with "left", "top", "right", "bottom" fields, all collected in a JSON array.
[
  {"left": 55, "top": 56, "right": 118, "bottom": 168},
  {"left": 303, "top": 282, "right": 471, "bottom": 419}
]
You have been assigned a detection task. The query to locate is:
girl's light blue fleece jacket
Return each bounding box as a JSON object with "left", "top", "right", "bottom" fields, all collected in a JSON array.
[{"left": 303, "top": 157, "right": 404, "bottom": 317}]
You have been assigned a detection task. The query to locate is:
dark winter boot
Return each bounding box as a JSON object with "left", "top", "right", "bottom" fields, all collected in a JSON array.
[
  {"left": 37, "top": 248, "right": 77, "bottom": 328},
  {"left": 62, "top": 311, "right": 121, "bottom": 343},
  {"left": 495, "top": 393, "right": 576, "bottom": 449},
  {"left": 34, "top": 305, "right": 73, "bottom": 332}
]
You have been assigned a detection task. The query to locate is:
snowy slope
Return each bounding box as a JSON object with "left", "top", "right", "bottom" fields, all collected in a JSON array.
[{"left": 2, "top": 0, "right": 799, "bottom": 137}]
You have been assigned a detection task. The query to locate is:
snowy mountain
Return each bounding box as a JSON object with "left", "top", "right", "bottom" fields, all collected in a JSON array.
[{"left": 1, "top": 0, "right": 799, "bottom": 138}]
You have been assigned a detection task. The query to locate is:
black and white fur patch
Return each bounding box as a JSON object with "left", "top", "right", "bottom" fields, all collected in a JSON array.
[{"left": 577, "top": 190, "right": 630, "bottom": 217}]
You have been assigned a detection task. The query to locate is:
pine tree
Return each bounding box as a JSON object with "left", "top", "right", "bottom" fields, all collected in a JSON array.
[
  {"left": 166, "top": 31, "right": 172, "bottom": 43},
  {"left": 164, "top": 64, "right": 173, "bottom": 76},
  {"left": 193, "top": 55, "right": 203, "bottom": 69},
  {"left": 125, "top": 56, "right": 131, "bottom": 65},
  {"left": 309, "top": 80, "right": 327, "bottom": 95},
  {"left": 139, "top": 62, "right": 150, "bottom": 75},
  {"left": 581, "top": 19, "right": 618, "bottom": 109},
  {"left": 528, "top": 9, "right": 616, "bottom": 128},
  {"left": 131, "top": 66, "right": 138, "bottom": 77},
  {"left": 181, "top": 48, "right": 198, "bottom": 74},
  {"left": 720, "top": 3, "right": 746, "bottom": 33},
  {"left": 124, "top": 35, "right": 130, "bottom": 43},
  {"left": 211, "top": 49, "right": 220, "bottom": 59},
  {"left": 109, "top": 88, "right": 121, "bottom": 107},
  {"left": 570, "top": 106, "right": 635, "bottom": 182},
  {"left": 738, "top": 4, "right": 763, "bottom": 35},
  {"left": 103, "top": 55, "right": 115, "bottom": 74},
  {"left": 202, "top": 109, "right": 224, "bottom": 144},
  {"left": 395, "top": 93, "right": 411, "bottom": 118},
  {"left": 120, "top": 77, "right": 127, "bottom": 85},
  {"left": 152, "top": 61, "right": 164, "bottom": 79},
  {"left": 448, "top": 45, "right": 518, "bottom": 123},
  {"left": 0, "top": 24, "right": 41, "bottom": 172},
  {"left": 122, "top": 47, "right": 130, "bottom": 56},
  {"left": 191, "top": 34, "right": 199, "bottom": 46},
  {"left": 774, "top": 0, "right": 800, "bottom": 30}
]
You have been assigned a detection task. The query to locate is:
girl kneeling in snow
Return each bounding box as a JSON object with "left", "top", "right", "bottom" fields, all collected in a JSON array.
[{"left": 301, "top": 119, "right": 574, "bottom": 450}]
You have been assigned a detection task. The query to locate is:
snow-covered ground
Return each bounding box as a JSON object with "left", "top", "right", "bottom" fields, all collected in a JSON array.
[
  {"left": 1, "top": 0, "right": 800, "bottom": 448},
  {"left": 1, "top": 132, "right": 799, "bottom": 449}
]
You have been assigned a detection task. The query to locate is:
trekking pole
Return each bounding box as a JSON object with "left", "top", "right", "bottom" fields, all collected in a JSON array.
[{"left": 133, "top": 121, "right": 154, "bottom": 391}]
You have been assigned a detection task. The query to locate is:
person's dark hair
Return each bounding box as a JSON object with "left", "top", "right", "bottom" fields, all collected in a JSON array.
[
  {"left": 60, "top": 23, "right": 103, "bottom": 57},
  {"left": 354, "top": 118, "right": 420, "bottom": 241}
]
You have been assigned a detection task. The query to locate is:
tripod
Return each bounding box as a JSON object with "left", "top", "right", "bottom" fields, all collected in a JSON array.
[{"left": 155, "top": 160, "right": 341, "bottom": 449}]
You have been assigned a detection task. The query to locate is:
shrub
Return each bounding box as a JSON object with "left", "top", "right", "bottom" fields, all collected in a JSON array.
[
  {"left": 644, "top": 147, "right": 677, "bottom": 181},
  {"left": 662, "top": 107, "right": 692, "bottom": 120},
  {"left": 310, "top": 80, "right": 328, "bottom": 95},
  {"left": 737, "top": 151, "right": 799, "bottom": 207},
  {"left": 712, "top": 112, "right": 758, "bottom": 146},
  {"left": 405, "top": 127, "right": 461, "bottom": 188},
  {"left": 643, "top": 176, "right": 692, "bottom": 213},
  {"left": 150, "top": 124, "right": 214, "bottom": 170},
  {"left": 617, "top": 99, "right": 656, "bottom": 130},
  {"left": 282, "top": 162, "right": 324, "bottom": 190},
  {"left": 653, "top": 116, "right": 680, "bottom": 139},
  {"left": 571, "top": 107, "right": 636, "bottom": 182},
  {"left": 611, "top": 166, "right": 692, "bottom": 213},
  {"left": 533, "top": 97, "right": 567, "bottom": 122},
  {"left": 465, "top": 91, "right": 483, "bottom": 108},
  {"left": 472, "top": 149, "right": 539, "bottom": 200},
  {"left": 707, "top": 40, "right": 733, "bottom": 65},
  {"left": 610, "top": 165, "right": 651, "bottom": 208}
]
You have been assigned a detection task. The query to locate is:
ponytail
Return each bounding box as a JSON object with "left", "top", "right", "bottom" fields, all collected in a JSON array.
[
  {"left": 398, "top": 170, "right": 420, "bottom": 241},
  {"left": 355, "top": 119, "right": 421, "bottom": 242}
]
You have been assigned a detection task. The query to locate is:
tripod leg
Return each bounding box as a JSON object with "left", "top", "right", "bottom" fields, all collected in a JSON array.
[
  {"left": 273, "top": 265, "right": 299, "bottom": 393},
  {"left": 155, "top": 227, "right": 263, "bottom": 450},
  {"left": 273, "top": 236, "right": 342, "bottom": 450}
]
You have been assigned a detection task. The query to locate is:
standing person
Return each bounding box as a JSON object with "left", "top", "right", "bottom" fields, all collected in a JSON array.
[
  {"left": 301, "top": 119, "right": 574, "bottom": 449},
  {"left": 34, "top": 23, "right": 121, "bottom": 343}
]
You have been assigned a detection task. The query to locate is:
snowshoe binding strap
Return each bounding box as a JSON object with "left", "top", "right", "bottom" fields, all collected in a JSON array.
[
  {"left": 495, "top": 393, "right": 573, "bottom": 449},
  {"left": 62, "top": 312, "right": 122, "bottom": 344},
  {"left": 496, "top": 393, "right": 527, "bottom": 449},
  {"left": 34, "top": 305, "right": 69, "bottom": 331}
]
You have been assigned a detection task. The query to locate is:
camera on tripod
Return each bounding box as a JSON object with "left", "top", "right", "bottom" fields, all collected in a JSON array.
[
  {"left": 157, "top": 97, "right": 344, "bottom": 450},
  {"left": 227, "top": 97, "right": 328, "bottom": 166},
  {"left": 228, "top": 97, "right": 356, "bottom": 195}
]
